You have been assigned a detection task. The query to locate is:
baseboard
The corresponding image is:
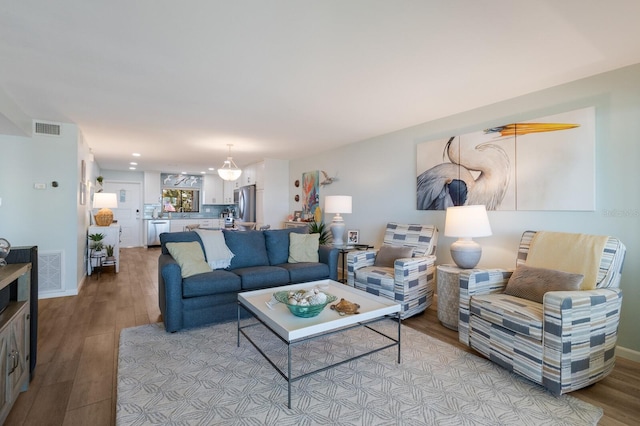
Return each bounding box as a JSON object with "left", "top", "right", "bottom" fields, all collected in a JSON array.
[
  {"left": 616, "top": 345, "right": 640, "bottom": 362},
  {"left": 38, "top": 289, "right": 78, "bottom": 299}
]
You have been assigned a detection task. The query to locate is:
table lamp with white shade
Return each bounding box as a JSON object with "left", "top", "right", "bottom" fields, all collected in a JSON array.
[
  {"left": 444, "top": 205, "right": 492, "bottom": 269},
  {"left": 324, "top": 195, "right": 352, "bottom": 246},
  {"left": 93, "top": 192, "right": 118, "bottom": 226}
]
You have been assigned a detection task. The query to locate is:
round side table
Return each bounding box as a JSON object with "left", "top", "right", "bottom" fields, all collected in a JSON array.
[{"left": 436, "top": 264, "right": 465, "bottom": 330}]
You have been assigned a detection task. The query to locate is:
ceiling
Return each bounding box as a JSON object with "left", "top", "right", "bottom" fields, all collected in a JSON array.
[{"left": 2, "top": 1, "right": 640, "bottom": 173}]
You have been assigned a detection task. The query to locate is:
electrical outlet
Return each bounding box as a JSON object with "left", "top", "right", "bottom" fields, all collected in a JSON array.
[{"left": 34, "top": 183, "right": 46, "bottom": 190}]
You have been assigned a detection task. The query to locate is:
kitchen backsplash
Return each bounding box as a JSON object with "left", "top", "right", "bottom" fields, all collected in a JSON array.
[{"left": 143, "top": 203, "right": 236, "bottom": 219}]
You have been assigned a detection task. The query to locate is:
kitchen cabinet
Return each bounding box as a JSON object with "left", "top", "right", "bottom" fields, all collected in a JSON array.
[
  {"left": 223, "top": 180, "right": 235, "bottom": 203},
  {"left": 170, "top": 219, "right": 192, "bottom": 233},
  {"left": 202, "top": 175, "right": 224, "bottom": 204},
  {"left": 143, "top": 172, "right": 162, "bottom": 204},
  {"left": 0, "top": 263, "right": 31, "bottom": 425}
]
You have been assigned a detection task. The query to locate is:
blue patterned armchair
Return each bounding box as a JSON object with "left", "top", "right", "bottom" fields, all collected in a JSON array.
[
  {"left": 459, "top": 230, "right": 626, "bottom": 395},
  {"left": 347, "top": 223, "right": 438, "bottom": 319}
]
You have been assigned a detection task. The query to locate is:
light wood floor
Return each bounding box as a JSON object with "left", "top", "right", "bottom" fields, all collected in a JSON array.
[{"left": 5, "top": 246, "right": 640, "bottom": 425}]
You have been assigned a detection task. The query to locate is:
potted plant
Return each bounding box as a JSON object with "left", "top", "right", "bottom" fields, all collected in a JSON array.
[
  {"left": 96, "top": 176, "right": 104, "bottom": 192},
  {"left": 88, "top": 233, "right": 105, "bottom": 253},
  {"left": 105, "top": 245, "right": 115, "bottom": 261},
  {"left": 308, "top": 221, "right": 332, "bottom": 245}
]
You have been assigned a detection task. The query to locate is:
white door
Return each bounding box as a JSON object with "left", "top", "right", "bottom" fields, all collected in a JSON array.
[{"left": 103, "top": 181, "right": 143, "bottom": 247}]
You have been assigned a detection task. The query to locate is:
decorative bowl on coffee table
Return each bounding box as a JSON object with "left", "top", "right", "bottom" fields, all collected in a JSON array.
[{"left": 273, "top": 290, "right": 337, "bottom": 318}]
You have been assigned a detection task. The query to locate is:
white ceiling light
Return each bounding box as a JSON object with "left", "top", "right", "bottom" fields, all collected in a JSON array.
[{"left": 217, "top": 144, "right": 242, "bottom": 181}]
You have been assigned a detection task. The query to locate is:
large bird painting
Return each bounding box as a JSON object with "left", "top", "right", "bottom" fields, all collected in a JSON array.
[{"left": 416, "top": 107, "right": 595, "bottom": 211}]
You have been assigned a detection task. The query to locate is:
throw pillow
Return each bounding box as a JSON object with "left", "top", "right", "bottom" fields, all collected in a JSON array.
[
  {"left": 288, "top": 232, "right": 319, "bottom": 263},
  {"left": 373, "top": 245, "right": 414, "bottom": 268},
  {"left": 503, "top": 264, "right": 584, "bottom": 303},
  {"left": 166, "top": 242, "right": 212, "bottom": 278}
]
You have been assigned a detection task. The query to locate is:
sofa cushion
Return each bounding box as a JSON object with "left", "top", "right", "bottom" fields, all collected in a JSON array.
[
  {"left": 160, "top": 231, "right": 202, "bottom": 255},
  {"left": 264, "top": 228, "right": 306, "bottom": 265},
  {"left": 504, "top": 264, "right": 584, "bottom": 303},
  {"left": 288, "top": 232, "right": 319, "bottom": 263},
  {"left": 223, "top": 230, "right": 270, "bottom": 269},
  {"left": 165, "top": 242, "right": 211, "bottom": 278},
  {"left": 278, "top": 262, "right": 330, "bottom": 283},
  {"left": 182, "top": 270, "right": 241, "bottom": 298},
  {"left": 374, "top": 245, "right": 413, "bottom": 268},
  {"left": 470, "top": 294, "right": 543, "bottom": 340},
  {"left": 233, "top": 266, "right": 290, "bottom": 290}
]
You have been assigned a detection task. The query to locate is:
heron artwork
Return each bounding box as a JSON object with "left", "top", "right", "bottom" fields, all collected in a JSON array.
[{"left": 416, "top": 107, "right": 595, "bottom": 211}]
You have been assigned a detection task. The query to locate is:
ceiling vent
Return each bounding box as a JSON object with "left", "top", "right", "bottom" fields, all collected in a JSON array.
[{"left": 34, "top": 121, "right": 61, "bottom": 136}]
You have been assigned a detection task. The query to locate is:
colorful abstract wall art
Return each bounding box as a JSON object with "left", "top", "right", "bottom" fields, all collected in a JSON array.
[{"left": 302, "top": 170, "right": 320, "bottom": 218}]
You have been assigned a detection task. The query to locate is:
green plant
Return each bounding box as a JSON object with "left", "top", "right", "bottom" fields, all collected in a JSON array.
[
  {"left": 308, "top": 221, "right": 332, "bottom": 245},
  {"left": 105, "top": 245, "right": 114, "bottom": 257},
  {"left": 89, "top": 233, "right": 105, "bottom": 252},
  {"left": 96, "top": 176, "right": 104, "bottom": 184}
]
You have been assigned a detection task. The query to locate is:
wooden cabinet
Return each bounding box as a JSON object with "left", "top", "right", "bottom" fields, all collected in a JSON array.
[
  {"left": 0, "top": 263, "right": 31, "bottom": 424},
  {"left": 143, "top": 172, "right": 162, "bottom": 204}
]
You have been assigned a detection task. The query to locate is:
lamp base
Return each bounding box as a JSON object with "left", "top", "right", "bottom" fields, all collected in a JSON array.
[
  {"left": 330, "top": 214, "right": 346, "bottom": 246},
  {"left": 95, "top": 208, "right": 114, "bottom": 226},
  {"left": 450, "top": 238, "right": 482, "bottom": 269}
]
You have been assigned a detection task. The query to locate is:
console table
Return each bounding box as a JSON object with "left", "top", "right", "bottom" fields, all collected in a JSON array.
[{"left": 0, "top": 263, "right": 31, "bottom": 424}]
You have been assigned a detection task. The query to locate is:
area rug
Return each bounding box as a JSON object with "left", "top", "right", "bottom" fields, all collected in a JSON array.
[{"left": 117, "top": 320, "right": 602, "bottom": 425}]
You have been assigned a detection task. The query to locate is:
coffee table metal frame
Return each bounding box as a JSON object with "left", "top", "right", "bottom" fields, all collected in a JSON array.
[{"left": 237, "top": 279, "right": 401, "bottom": 408}]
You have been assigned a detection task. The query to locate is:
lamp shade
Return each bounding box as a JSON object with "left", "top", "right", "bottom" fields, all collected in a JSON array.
[
  {"left": 217, "top": 144, "right": 242, "bottom": 181},
  {"left": 444, "top": 205, "right": 492, "bottom": 238},
  {"left": 93, "top": 192, "right": 118, "bottom": 209},
  {"left": 324, "top": 195, "right": 352, "bottom": 214}
]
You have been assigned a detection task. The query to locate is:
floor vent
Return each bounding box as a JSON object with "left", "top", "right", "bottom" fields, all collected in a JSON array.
[
  {"left": 38, "top": 251, "right": 64, "bottom": 292},
  {"left": 34, "top": 121, "right": 61, "bottom": 136}
]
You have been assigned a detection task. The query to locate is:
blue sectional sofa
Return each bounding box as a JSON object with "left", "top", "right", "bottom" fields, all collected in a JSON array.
[{"left": 158, "top": 228, "right": 339, "bottom": 332}]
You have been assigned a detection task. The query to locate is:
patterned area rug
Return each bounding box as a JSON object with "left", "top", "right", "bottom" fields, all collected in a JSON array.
[{"left": 117, "top": 320, "right": 602, "bottom": 425}]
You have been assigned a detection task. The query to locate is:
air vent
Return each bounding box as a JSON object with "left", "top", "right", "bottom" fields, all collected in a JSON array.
[
  {"left": 34, "top": 122, "right": 61, "bottom": 136},
  {"left": 38, "top": 250, "right": 64, "bottom": 292}
]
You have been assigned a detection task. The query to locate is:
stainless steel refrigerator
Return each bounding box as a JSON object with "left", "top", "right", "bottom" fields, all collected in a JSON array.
[{"left": 234, "top": 184, "right": 256, "bottom": 222}]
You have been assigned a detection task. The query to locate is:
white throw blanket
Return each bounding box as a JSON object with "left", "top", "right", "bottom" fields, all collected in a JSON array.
[{"left": 194, "top": 229, "right": 234, "bottom": 269}]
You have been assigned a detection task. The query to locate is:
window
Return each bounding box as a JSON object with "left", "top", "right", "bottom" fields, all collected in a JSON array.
[{"left": 162, "top": 189, "right": 200, "bottom": 213}]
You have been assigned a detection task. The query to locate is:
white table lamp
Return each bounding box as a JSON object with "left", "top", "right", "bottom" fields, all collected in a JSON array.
[
  {"left": 324, "top": 195, "right": 352, "bottom": 246},
  {"left": 93, "top": 192, "right": 118, "bottom": 226},
  {"left": 444, "top": 205, "right": 492, "bottom": 269}
]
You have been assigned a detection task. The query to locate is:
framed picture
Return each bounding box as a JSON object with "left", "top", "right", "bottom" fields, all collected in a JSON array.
[
  {"left": 80, "top": 182, "right": 86, "bottom": 205},
  {"left": 293, "top": 210, "right": 303, "bottom": 221},
  {"left": 348, "top": 229, "right": 359, "bottom": 244}
]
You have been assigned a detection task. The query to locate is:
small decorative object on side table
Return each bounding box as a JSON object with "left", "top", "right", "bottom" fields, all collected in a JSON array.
[{"left": 436, "top": 264, "right": 468, "bottom": 330}]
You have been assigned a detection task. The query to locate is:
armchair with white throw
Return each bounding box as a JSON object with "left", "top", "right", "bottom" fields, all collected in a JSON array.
[
  {"left": 459, "top": 230, "right": 626, "bottom": 395},
  {"left": 347, "top": 223, "right": 438, "bottom": 319}
]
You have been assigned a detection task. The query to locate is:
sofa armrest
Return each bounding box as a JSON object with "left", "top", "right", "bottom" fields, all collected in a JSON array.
[
  {"left": 158, "top": 253, "right": 184, "bottom": 332},
  {"left": 346, "top": 250, "right": 376, "bottom": 287},
  {"left": 458, "top": 268, "right": 513, "bottom": 345},
  {"left": 542, "top": 288, "right": 623, "bottom": 395},
  {"left": 319, "top": 245, "right": 339, "bottom": 281}
]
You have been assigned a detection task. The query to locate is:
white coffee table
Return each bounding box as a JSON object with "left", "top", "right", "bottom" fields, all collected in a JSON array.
[{"left": 237, "top": 279, "right": 401, "bottom": 408}]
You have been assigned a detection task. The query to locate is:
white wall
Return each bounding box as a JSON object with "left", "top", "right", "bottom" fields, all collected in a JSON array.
[
  {"left": 290, "top": 63, "right": 640, "bottom": 355},
  {"left": 0, "top": 122, "right": 91, "bottom": 297}
]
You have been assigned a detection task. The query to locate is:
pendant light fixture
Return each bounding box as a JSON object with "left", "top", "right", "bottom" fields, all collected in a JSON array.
[{"left": 217, "top": 144, "right": 242, "bottom": 181}]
